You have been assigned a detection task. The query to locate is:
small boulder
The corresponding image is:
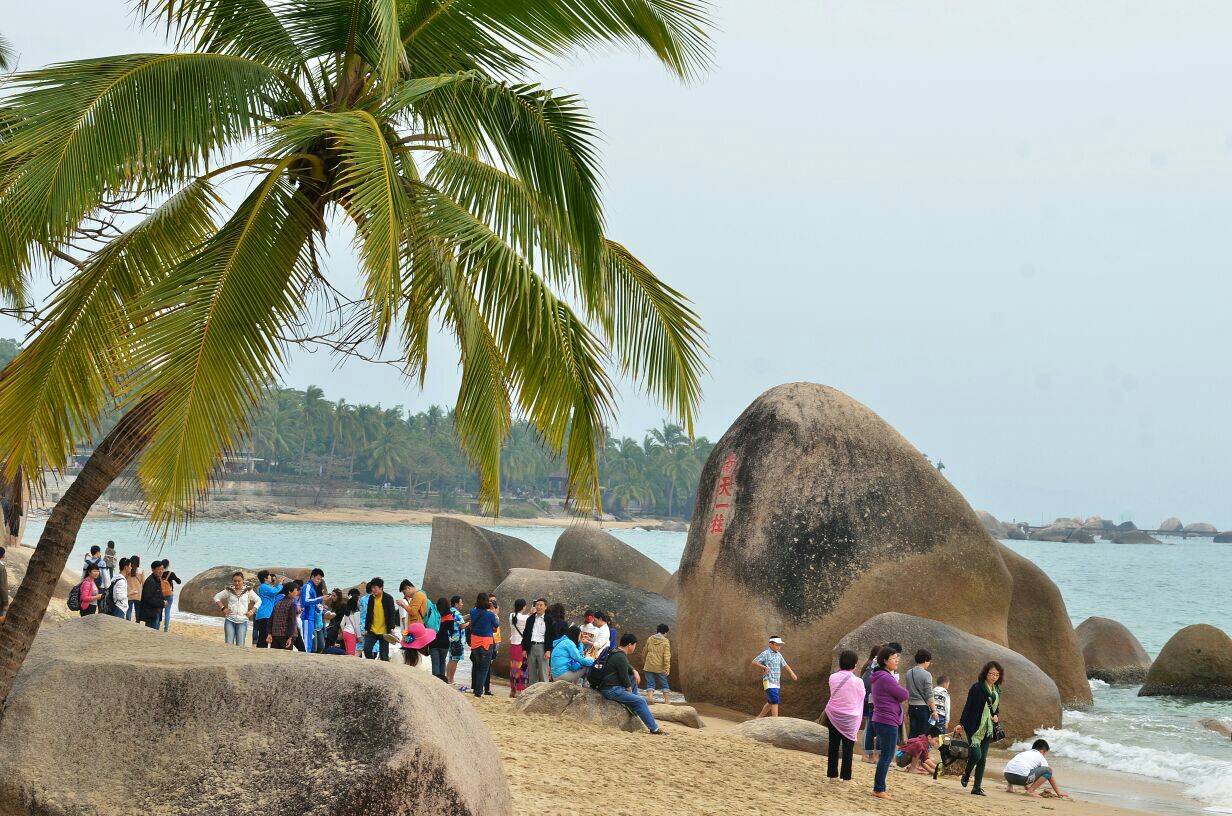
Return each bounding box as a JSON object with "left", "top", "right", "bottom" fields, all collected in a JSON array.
[
  {"left": 1215, "top": 531, "right": 1232, "bottom": 543},
  {"left": 831, "top": 612, "right": 1062, "bottom": 741},
  {"left": 179, "top": 565, "right": 310, "bottom": 617},
  {"left": 649, "top": 704, "right": 701, "bottom": 728},
  {"left": 1102, "top": 530, "right": 1161, "bottom": 545},
  {"left": 1159, "top": 517, "right": 1184, "bottom": 532},
  {"left": 1139, "top": 624, "right": 1232, "bottom": 699},
  {"left": 550, "top": 526, "right": 672, "bottom": 595},
  {"left": 1183, "top": 522, "right": 1218, "bottom": 534},
  {"left": 1200, "top": 718, "right": 1232, "bottom": 739},
  {"left": 511, "top": 680, "right": 646, "bottom": 732},
  {"left": 0, "top": 616, "right": 512, "bottom": 815},
  {"left": 423, "top": 517, "right": 548, "bottom": 606},
  {"left": 1116, "top": 521, "right": 1138, "bottom": 531},
  {"left": 734, "top": 717, "right": 829, "bottom": 755},
  {"left": 1075, "top": 616, "right": 1152, "bottom": 683}
]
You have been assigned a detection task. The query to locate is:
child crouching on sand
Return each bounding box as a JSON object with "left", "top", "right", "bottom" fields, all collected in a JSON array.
[
  {"left": 1004, "top": 739, "right": 1069, "bottom": 798},
  {"left": 896, "top": 726, "right": 941, "bottom": 774}
]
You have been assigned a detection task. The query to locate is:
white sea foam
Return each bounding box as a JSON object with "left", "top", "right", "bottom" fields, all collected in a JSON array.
[
  {"left": 1088, "top": 678, "right": 1110, "bottom": 689},
  {"left": 1029, "top": 727, "right": 1232, "bottom": 813}
]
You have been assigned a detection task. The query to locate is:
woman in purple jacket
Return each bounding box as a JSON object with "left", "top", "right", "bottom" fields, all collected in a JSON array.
[{"left": 869, "top": 645, "right": 908, "bottom": 799}]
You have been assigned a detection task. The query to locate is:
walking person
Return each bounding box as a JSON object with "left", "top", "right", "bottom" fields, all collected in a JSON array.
[
  {"left": 957, "top": 661, "right": 1005, "bottom": 797},
  {"left": 869, "top": 645, "right": 908, "bottom": 800},
  {"left": 268, "top": 583, "right": 301, "bottom": 649},
  {"left": 428, "top": 598, "right": 451, "bottom": 679},
  {"left": 140, "top": 561, "right": 168, "bottom": 630},
  {"left": 905, "top": 649, "right": 937, "bottom": 738},
  {"left": 824, "top": 649, "right": 865, "bottom": 781},
  {"left": 507, "top": 598, "right": 530, "bottom": 698},
  {"left": 522, "top": 598, "right": 549, "bottom": 686},
  {"left": 159, "top": 560, "right": 181, "bottom": 631},
  {"left": 595, "top": 634, "right": 666, "bottom": 735},
  {"left": 362, "top": 577, "right": 398, "bottom": 661},
  {"left": 214, "top": 571, "right": 259, "bottom": 646},
  {"left": 548, "top": 625, "right": 594, "bottom": 683},
  {"left": 752, "top": 636, "right": 798, "bottom": 718},
  {"left": 468, "top": 593, "right": 499, "bottom": 698}
]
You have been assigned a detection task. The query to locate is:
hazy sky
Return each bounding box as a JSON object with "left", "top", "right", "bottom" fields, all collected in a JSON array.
[{"left": 5, "top": 1, "right": 1231, "bottom": 526}]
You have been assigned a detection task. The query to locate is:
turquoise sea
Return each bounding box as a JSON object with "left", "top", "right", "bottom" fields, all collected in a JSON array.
[{"left": 26, "top": 518, "right": 1232, "bottom": 813}]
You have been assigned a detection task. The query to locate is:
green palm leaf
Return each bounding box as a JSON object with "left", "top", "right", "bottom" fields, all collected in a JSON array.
[
  {"left": 132, "top": 0, "right": 307, "bottom": 72},
  {"left": 0, "top": 34, "right": 14, "bottom": 72}
]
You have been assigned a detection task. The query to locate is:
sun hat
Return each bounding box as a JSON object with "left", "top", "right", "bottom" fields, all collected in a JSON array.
[
  {"left": 768, "top": 636, "right": 785, "bottom": 644},
  {"left": 401, "top": 622, "right": 436, "bottom": 650}
]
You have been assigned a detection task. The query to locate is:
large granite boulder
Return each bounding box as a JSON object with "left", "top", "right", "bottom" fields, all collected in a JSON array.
[
  {"left": 0, "top": 616, "right": 511, "bottom": 815},
  {"left": 1139, "top": 624, "right": 1232, "bottom": 699},
  {"left": 1075, "top": 616, "right": 1152, "bottom": 683},
  {"left": 997, "top": 544, "right": 1092, "bottom": 706},
  {"left": 511, "top": 680, "right": 647, "bottom": 732},
  {"left": 1159, "top": 517, "right": 1184, "bottom": 532},
  {"left": 179, "top": 565, "right": 310, "bottom": 617},
  {"left": 831, "top": 612, "right": 1062, "bottom": 742},
  {"left": 659, "top": 570, "right": 679, "bottom": 600},
  {"left": 4, "top": 544, "right": 80, "bottom": 604},
  {"left": 550, "top": 526, "right": 671, "bottom": 595},
  {"left": 1102, "top": 530, "right": 1162, "bottom": 545},
  {"left": 734, "top": 717, "right": 829, "bottom": 755},
  {"left": 492, "top": 568, "right": 677, "bottom": 681},
  {"left": 1183, "top": 522, "right": 1218, "bottom": 534},
  {"left": 676, "top": 383, "right": 1016, "bottom": 717},
  {"left": 423, "top": 517, "right": 548, "bottom": 605}
]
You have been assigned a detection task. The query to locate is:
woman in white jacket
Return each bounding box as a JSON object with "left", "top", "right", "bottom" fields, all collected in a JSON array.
[{"left": 213, "top": 571, "right": 259, "bottom": 647}]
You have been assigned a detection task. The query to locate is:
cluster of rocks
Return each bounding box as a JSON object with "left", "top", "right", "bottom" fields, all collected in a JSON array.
[
  {"left": 1075, "top": 616, "right": 1153, "bottom": 683},
  {"left": 194, "top": 502, "right": 302, "bottom": 520},
  {"left": 976, "top": 511, "right": 1026, "bottom": 540}
]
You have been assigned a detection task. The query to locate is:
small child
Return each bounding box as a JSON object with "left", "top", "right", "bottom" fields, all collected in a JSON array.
[
  {"left": 1004, "top": 739, "right": 1069, "bottom": 798},
  {"left": 752, "top": 636, "right": 798, "bottom": 717},
  {"left": 897, "top": 726, "right": 942, "bottom": 774},
  {"left": 931, "top": 674, "right": 951, "bottom": 730}
]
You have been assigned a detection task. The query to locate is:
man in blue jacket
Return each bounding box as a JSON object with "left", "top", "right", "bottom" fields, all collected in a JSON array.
[{"left": 253, "top": 570, "right": 282, "bottom": 648}]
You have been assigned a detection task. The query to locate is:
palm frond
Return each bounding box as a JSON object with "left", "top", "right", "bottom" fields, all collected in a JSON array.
[
  {"left": 132, "top": 0, "right": 307, "bottom": 72},
  {"left": 0, "top": 34, "right": 14, "bottom": 72}
]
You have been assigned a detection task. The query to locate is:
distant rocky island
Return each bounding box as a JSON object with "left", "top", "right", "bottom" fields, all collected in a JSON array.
[{"left": 977, "top": 511, "right": 1230, "bottom": 544}]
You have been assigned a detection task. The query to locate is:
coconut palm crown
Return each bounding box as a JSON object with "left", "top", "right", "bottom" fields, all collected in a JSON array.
[{"left": 0, "top": 0, "right": 712, "bottom": 526}]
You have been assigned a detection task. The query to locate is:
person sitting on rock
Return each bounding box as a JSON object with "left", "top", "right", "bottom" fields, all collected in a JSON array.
[
  {"left": 549, "top": 625, "right": 595, "bottom": 683},
  {"left": 596, "top": 633, "right": 666, "bottom": 735},
  {"left": 1004, "top": 739, "right": 1068, "bottom": 799},
  {"left": 753, "top": 636, "right": 798, "bottom": 718}
]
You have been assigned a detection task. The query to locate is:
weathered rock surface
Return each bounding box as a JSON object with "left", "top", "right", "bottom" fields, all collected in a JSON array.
[
  {"left": 492, "top": 568, "right": 677, "bottom": 681},
  {"left": 1159, "top": 517, "right": 1184, "bottom": 532},
  {"left": 1200, "top": 718, "right": 1232, "bottom": 738},
  {"left": 423, "top": 517, "right": 547, "bottom": 606},
  {"left": 997, "top": 544, "right": 1092, "bottom": 706},
  {"left": 4, "top": 545, "right": 80, "bottom": 605},
  {"left": 831, "top": 612, "right": 1062, "bottom": 741},
  {"left": 1115, "top": 521, "right": 1138, "bottom": 531},
  {"left": 735, "top": 717, "right": 829, "bottom": 755},
  {"left": 510, "top": 680, "right": 647, "bottom": 732},
  {"left": 659, "top": 570, "right": 678, "bottom": 600},
  {"left": 0, "top": 616, "right": 511, "bottom": 816},
  {"left": 649, "top": 704, "right": 701, "bottom": 728},
  {"left": 550, "top": 526, "right": 671, "bottom": 595},
  {"left": 179, "top": 565, "right": 310, "bottom": 617},
  {"left": 1139, "top": 624, "right": 1232, "bottom": 699},
  {"left": 677, "top": 383, "right": 1018, "bottom": 717},
  {"left": 1183, "top": 522, "right": 1218, "bottom": 534},
  {"left": 1102, "top": 530, "right": 1162, "bottom": 545},
  {"left": 1075, "top": 616, "right": 1152, "bottom": 683},
  {"left": 1214, "top": 531, "right": 1232, "bottom": 543},
  {"left": 1029, "top": 523, "right": 1095, "bottom": 543},
  {"left": 976, "top": 510, "right": 1023, "bottom": 541}
]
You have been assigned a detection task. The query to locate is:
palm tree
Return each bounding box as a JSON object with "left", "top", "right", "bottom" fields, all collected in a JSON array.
[
  {"left": 0, "top": 0, "right": 712, "bottom": 707},
  {"left": 0, "top": 34, "right": 14, "bottom": 72}
]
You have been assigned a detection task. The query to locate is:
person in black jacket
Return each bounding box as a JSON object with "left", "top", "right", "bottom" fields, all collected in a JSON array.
[
  {"left": 362, "top": 577, "right": 399, "bottom": 661},
  {"left": 596, "top": 634, "right": 664, "bottom": 735},
  {"left": 521, "top": 598, "right": 550, "bottom": 686},
  {"left": 140, "top": 562, "right": 168, "bottom": 630},
  {"left": 543, "top": 602, "right": 570, "bottom": 676},
  {"left": 956, "top": 661, "right": 1004, "bottom": 796}
]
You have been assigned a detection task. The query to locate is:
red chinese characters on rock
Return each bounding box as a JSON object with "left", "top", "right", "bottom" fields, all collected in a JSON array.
[{"left": 707, "top": 455, "right": 738, "bottom": 537}]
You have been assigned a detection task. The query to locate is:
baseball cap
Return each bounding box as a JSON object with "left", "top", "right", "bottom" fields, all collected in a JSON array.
[{"left": 768, "top": 636, "right": 785, "bottom": 644}]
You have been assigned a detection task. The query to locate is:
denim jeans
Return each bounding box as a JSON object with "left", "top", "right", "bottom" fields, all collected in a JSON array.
[
  {"left": 125, "top": 602, "right": 135, "bottom": 621},
  {"left": 224, "top": 619, "right": 249, "bottom": 646},
  {"left": 162, "top": 594, "right": 173, "bottom": 631},
  {"left": 109, "top": 606, "right": 126, "bottom": 619},
  {"left": 600, "top": 686, "right": 659, "bottom": 732},
  {"left": 470, "top": 643, "right": 493, "bottom": 696},
  {"left": 429, "top": 647, "right": 448, "bottom": 680},
  {"left": 362, "top": 633, "right": 389, "bottom": 661},
  {"left": 872, "top": 722, "right": 898, "bottom": 792}
]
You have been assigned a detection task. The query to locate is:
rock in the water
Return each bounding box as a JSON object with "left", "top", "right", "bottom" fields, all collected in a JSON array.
[
  {"left": 0, "top": 616, "right": 511, "bottom": 816},
  {"left": 1139, "top": 624, "right": 1232, "bottom": 699},
  {"left": 659, "top": 570, "right": 679, "bottom": 600},
  {"left": 511, "top": 680, "right": 647, "bottom": 732},
  {"left": 1102, "top": 530, "right": 1161, "bottom": 545},
  {"left": 1183, "top": 522, "right": 1218, "bottom": 534},
  {"left": 492, "top": 568, "right": 677, "bottom": 682},
  {"left": 1029, "top": 523, "right": 1094, "bottom": 543},
  {"left": 1200, "top": 718, "right": 1232, "bottom": 739},
  {"left": 1214, "top": 531, "right": 1232, "bottom": 543},
  {"left": 1159, "top": 517, "right": 1184, "bottom": 532},
  {"left": 1004, "top": 524, "right": 1027, "bottom": 540},
  {"left": 1116, "top": 521, "right": 1138, "bottom": 531},
  {"left": 734, "top": 717, "right": 829, "bottom": 754},
  {"left": 179, "top": 565, "right": 310, "bottom": 617},
  {"left": 1075, "top": 616, "right": 1152, "bottom": 683},
  {"left": 976, "top": 511, "right": 1024, "bottom": 540},
  {"left": 831, "top": 612, "right": 1062, "bottom": 741},
  {"left": 649, "top": 704, "right": 701, "bottom": 728},
  {"left": 997, "top": 544, "right": 1091, "bottom": 706},
  {"left": 423, "top": 517, "right": 548, "bottom": 606},
  {"left": 677, "top": 383, "right": 1017, "bottom": 718},
  {"left": 550, "top": 526, "right": 672, "bottom": 595}
]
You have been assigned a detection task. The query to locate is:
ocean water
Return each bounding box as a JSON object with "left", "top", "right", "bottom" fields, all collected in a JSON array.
[{"left": 25, "top": 519, "right": 1231, "bottom": 812}]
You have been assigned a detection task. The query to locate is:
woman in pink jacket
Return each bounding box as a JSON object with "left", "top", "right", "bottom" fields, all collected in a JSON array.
[
  {"left": 78, "top": 563, "right": 102, "bottom": 616},
  {"left": 824, "top": 649, "right": 866, "bottom": 781}
]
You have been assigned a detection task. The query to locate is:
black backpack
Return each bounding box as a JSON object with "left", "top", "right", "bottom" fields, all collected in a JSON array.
[
  {"left": 98, "top": 580, "right": 119, "bottom": 616},
  {"left": 586, "top": 646, "right": 613, "bottom": 687},
  {"left": 67, "top": 581, "right": 84, "bottom": 612}
]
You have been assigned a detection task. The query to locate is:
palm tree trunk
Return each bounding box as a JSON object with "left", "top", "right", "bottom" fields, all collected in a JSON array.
[{"left": 0, "top": 396, "right": 160, "bottom": 711}]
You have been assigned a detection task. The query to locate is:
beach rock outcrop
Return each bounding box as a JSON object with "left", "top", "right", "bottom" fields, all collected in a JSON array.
[
  {"left": 1183, "top": 522, "right": 1218, "bottom": 534},
  {"left": 492, "top": 568, "right": 677, "bottom": 681},
  {"left": 1139, "top": 624, "right": 1232, "bottom": 699},
  {"left": 1029, "top": 523, "right": 1094, "bottom": 543},
  {"left": 511, "top": 680, "right": 647, "bottom": 732},
  {"left": 4, "top": 544, "right": 81, "bottom": 605},
  {"left": 0, "top": 615, "right": 511, "bottom": 816},
  {"left": 179, "top": 565, "right": 310, "bottom": 617},
  {"left": 550, "top": 526, "right": 671, "bottom": 595},
  {"left": 676, "top": 383, "right": 1018, "bottom": 718},
  {"left": 735, "top": 718, "right": 829, "bottom": 755},
  {"left": 976, "top": 510, "right": 1025, "bottom": 540},
  {"left": 831, "top": 612, "right": 1062, "bottom": 741},
  {"left": 649, "top": 704, "right": 701, "bottom": 728},
  {"left": 1159, "top": 517, "right": 1184, "bottom": 532},
  {"left": 423, "top": 517, "right": 548, "bottom": 605},
  {"left": 1075, "top": 616, "right": 1152, "bottom": 683},
  {"left": 997, "top": 544, "right": 1092, "bottom": 706},
  {"left": 1102, "top": 530, "right": 1161, "bottom": 545},
  {"left": 1214, "top": 531, "right": 1232, "bottom": 543}
]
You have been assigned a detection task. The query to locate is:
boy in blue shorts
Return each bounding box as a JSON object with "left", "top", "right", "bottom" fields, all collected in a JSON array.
[{"left": 753, "top": 636, "right": 798, "bottom": 717}]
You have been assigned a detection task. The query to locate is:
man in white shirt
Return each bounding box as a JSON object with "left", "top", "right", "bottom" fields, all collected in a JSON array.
[
  {"left": 108, "top": 558, "right": 130, "bottom": 619},
  {"left": 524, "top": 598, "right": 550, "bottom": 685},
  {"left": 1004, "top": 739, "right": 1068, "bottom": 798}
]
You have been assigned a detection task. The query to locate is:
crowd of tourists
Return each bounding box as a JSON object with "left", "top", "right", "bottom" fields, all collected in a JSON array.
[{"left": 72, "top": 543, "right": 181, "bottom": 631}]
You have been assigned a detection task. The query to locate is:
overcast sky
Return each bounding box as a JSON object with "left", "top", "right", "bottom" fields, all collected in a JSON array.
[{"left": 5, "top": 1, "right": 1231, "bottom": 526}]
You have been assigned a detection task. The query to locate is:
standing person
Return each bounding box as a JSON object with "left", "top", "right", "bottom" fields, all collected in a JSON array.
[
  {"left": 870, "top": 645, "right": 909, "bottom": 800},
  {"left": 486, "top": 594, "right": 501, "bottom": 696},
  {"left": 905, "top": 649, "right": 937, "bottom": 738},
  {"left": 339, "top": 589, "right": 362, "bottom": 656},
  {"left": 579, "top": 609, "right": 598, "bottom": 654},
  {"left": 447, "top": 595, "right": 468, "bottom": 685},
  {"left": 362, "top": 577, "right": 398, "bottom": 662},
  {"left": 859, "top": 644, "right": 883, "bottom": 762},
  {"left": 752, "top": 636, "right": 798, "bottom": 718},
  {"left": 300, "top": 568, "right": 327, "bottom": 653},
  {"left": 467, "top": 594, "right": 499, "bottom": 698},
  {"left": 0, "top": 546, "right": 8, "bottom": 625},
  {"left": 396, "top": 580, "right": 428, "bottom": 626},
  {"left": 268, "top": 583, "right": 301, "bottom": 649},
  {"left": 548, "top": 625, "right": 594, "bottom": 683},
  {"left": 103, "top": 541, "right": 117, "bottom": 587},
  {"left": 523, "top": 598, "right": 549, "bottom": 686},
  {"left": 824, "top": 649, "right": 865, "bottom": 781},
  {"left": 83, "top": 546, "right": 105, "bottom": 591},
  {"left": 595, "top": 634, "right": 666, "bottom": 735},
  {"left": 213, "top": 571, "right": 259, "bottom": 646},
  {"left": 126, "top": 556, "right": 143, "bottom": 622},
  {"left": 642, "top": 624, "right": 672, "bottom": 705},
  {"left": 252, "top": 570, "right": 281, "bottom": 648},
  {"left": 507, "top": 598, "right": 530, "bottom": 698},
  {"left": 428, "top": 598, "right": 452, "bottom": 679},
  {"left": 931, "top": 675, "right": 951, "bottom": 731},
  {"left": 140, "top": 561, "right": 168, "bottom": 630},
  {"left": 956, "top": 661, "right": 1004, "bottom": 797},
  {"left": 107, "top": 558, "right": 131, "bottom": 620},
  {"left": 77, "top": 563, "right": 102, "bottom": 616},
  {"left": 159, "top": 560, "right": 181, "bottom": 631},
  {"left": 543, "top": 602, "right": 569, "bottom": 677}
]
